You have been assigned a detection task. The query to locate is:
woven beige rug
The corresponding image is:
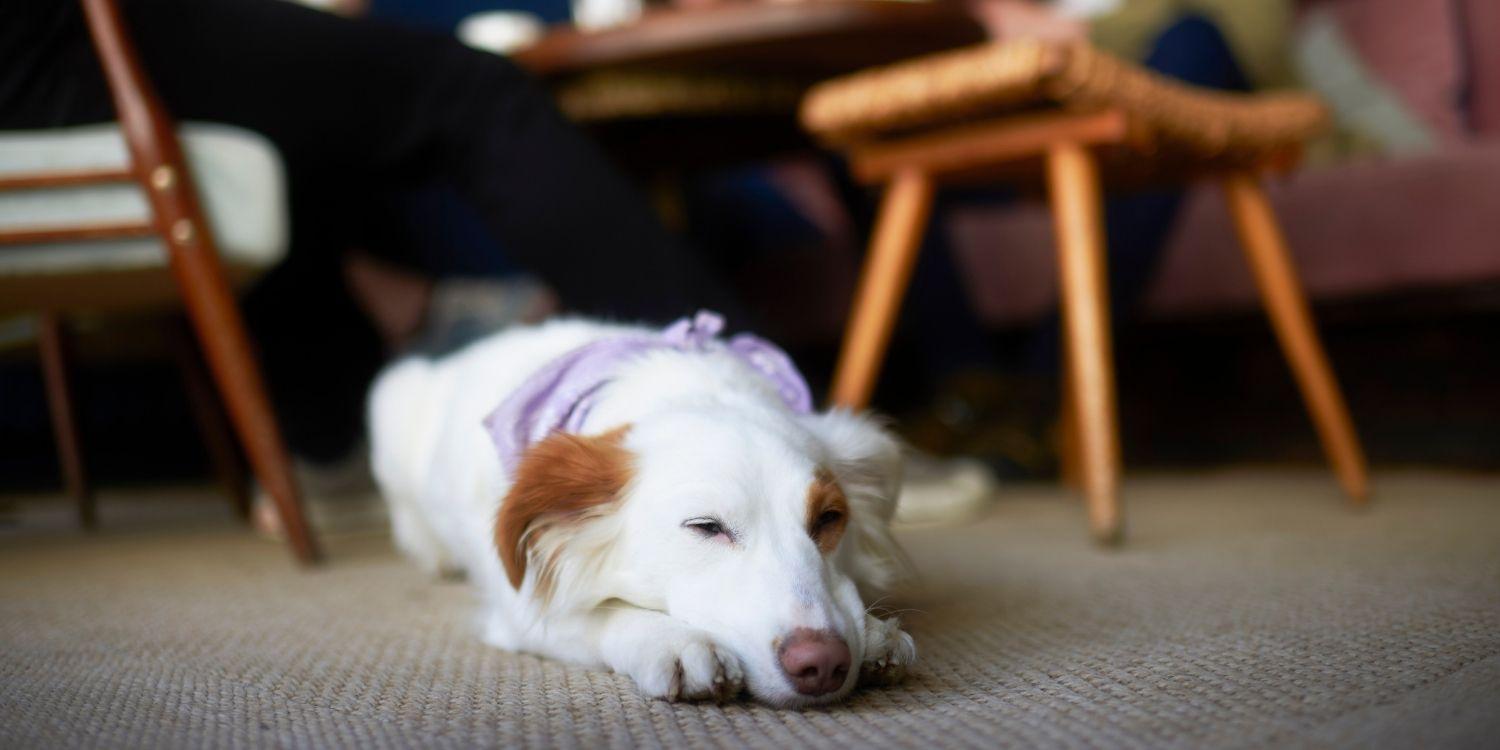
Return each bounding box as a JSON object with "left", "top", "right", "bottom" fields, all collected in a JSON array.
[{"left": 3, "top": 470, "right": 1498, "bottom": 749}]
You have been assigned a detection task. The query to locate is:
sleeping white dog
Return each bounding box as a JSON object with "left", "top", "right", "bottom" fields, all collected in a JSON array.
[{"left": 368, "top": 311, "right": 915, "bottom": 706}]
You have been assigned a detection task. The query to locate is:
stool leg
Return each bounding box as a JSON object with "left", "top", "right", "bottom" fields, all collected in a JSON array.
[
  {"left": 1221, "top": 172, "right": 1369, "bottom": 503},
  {"left": 1058, "top": 348, "right": 1083, "bottom": 490},
  {"left": 829, "top": 168, "right": 935, "bottom": 409},
  {"left": 37, "top": 314, "right": 95, "bottom": 529},
  {"left": 1046, "top": 143, "right": 1122, "bottom": 543}
]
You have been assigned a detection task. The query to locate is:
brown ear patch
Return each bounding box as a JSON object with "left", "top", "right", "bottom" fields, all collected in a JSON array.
[
  {"left": 494, "top": 426, "right": 633, "bottom": 590},
  {"left": 806, "top": 467, "right": 850, "bottom": 554}
]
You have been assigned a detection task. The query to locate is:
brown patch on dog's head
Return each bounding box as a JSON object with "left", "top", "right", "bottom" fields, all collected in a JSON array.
[
  {"left": 495, "top": 426, "right": 633, "bottom": 592},
  {"left": 805, "top": 468, "right": 849, "bottom": 554}
]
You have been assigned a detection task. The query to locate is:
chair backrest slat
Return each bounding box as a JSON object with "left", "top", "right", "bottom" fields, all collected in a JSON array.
[
  {"left": 0, "top": 0, "right": 219, "bottom": 253},
  {"left": 0, "top": 168, "right": 136, "bottom": 192},
  {"left": 0, "top": 222, "right": 156, "bottom": 246}
]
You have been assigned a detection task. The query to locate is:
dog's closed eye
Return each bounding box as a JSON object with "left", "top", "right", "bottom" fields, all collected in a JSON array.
[
  {"left": 814, "top": 509, "right": 844, "bottom": 531},
  {"left": 683, "top": 517, "right": 733, "bottom": 542},
  {"left": 806, "top": 469, "right": 850, "bottom": 554}
]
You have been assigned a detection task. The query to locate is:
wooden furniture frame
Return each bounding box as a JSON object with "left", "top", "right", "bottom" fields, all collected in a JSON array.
[
  {"left": 824, "top": 106, "right": 1368, "bottom": 544},
  {"left": 508, "top": 2, "right": 985, "bottom": 179},
  {"left": 0, "top": 0, "right": 319, "bottom": 563},
  {"left": 514, "top": 0, "right": 985, "bottom": 77}
]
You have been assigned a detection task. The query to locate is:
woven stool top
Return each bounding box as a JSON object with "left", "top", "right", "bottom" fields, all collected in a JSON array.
[{"left": 801, "top": 40, "right": 1328, "bottom": 162}]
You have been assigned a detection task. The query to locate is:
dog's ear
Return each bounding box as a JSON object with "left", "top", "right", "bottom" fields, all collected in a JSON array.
[
  {"left": 801, "top": 410, "right": 909, "bottom": 591},
  {"left": 494, "top": 427, "right": 633, "bottom": 593}
]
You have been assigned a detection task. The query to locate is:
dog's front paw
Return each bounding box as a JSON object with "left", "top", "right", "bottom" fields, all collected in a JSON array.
[
  {"left": 626, "top": 630, "right": 745, "bottom": 703},
  {"left": 860, "top": 615, "right": 916, "bottom": 687}
]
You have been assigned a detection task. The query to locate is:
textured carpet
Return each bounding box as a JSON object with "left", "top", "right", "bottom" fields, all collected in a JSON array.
[{"left": 3, "top": 471, "right": 1499, "bottom": 749}]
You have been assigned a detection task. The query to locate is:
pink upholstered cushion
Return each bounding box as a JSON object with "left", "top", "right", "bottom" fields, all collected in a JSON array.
[
  {"left": 1148, "top": 142, "right": 1500, "bottom": 313},
  {"left": 1460, "top": 0, "right": 1500, "bottom": 135},
  {"left": 1311, "top": 0, "right": 1468, "bottom": 141},
  {"left": 947, "top": 142, "right": 1500, "bottom": 323}
]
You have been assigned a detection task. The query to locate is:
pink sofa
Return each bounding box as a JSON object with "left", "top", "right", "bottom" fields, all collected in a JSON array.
[
  {"left": 942, "top": 0, "right": 1500, "bottom": 326},
  {"left": 949, "top": 141, "right": 1500, "bottom": 324}
]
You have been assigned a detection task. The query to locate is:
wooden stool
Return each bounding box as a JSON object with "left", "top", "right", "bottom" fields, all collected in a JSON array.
[{"left": 801, "top": 40, "right": 1368, "bottom": 543}]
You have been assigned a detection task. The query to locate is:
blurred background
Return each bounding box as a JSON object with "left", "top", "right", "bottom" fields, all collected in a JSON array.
[
  {"left": 3, "top": 1, "right": 1499, "bottom": 744},
  {"left": 1, "top": 0, "right": 1496, "bottom": 522}
]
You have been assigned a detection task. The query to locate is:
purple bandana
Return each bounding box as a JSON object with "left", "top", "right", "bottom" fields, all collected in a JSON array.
[{"left": 483, "top": 311, "right": 813, "bottom": 475}]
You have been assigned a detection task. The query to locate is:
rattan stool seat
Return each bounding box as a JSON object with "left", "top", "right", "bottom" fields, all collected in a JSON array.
[{"left": 801, "top": 40, "right": 1328, "bottom": 162}]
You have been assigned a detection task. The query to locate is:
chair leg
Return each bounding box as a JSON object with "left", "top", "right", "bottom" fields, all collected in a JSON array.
[
  {"left": 1221, "top": 172, "right": 1369, "bottom": 503},
  {"left": 1045, "top": 143, "right": 1122, "bottom": 544},
  {"left": 37, "top": 314, "right": 95, "bottom": 529},
  {"left": 829, "top": 168, "right": 935, "bottom": 409},
  {"left": 167, "top": 319, "right": 251, "bottom": 521},
  {"left": 165, "top": 252, "right": 320, "bottom": 563},
  {"left": 1058, "top": 347, "right": 1083, "bottom": 491}
]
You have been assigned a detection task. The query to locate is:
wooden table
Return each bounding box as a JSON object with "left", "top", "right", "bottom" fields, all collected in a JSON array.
[
  {"left": 515, "top": 0, "right": 986, "bottom": 78},
  {"left": 511, "top": 1, "right": 987, "bottom": 172}
]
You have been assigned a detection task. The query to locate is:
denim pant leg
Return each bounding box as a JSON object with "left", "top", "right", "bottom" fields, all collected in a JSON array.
[{"left": 1025, "top": 13, "right": 1251, "bottom": 373}]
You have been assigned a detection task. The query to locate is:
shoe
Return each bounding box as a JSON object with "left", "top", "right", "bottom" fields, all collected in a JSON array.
[
  {"left": 896, "top": 451, "right": 999, "bottom": 526},
  {"left": 408, "top": 275, "right": 557, "bottom": 356},
  {"left": 251, "top": 447, "right": 387, "bottom": 539},
  {"left": 899, "top": 370, "right": 1058, "bottom": 481}
]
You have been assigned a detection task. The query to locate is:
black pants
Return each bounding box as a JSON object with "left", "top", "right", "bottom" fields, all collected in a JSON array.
[{"left": 3, "top": 0, "right": 740, "bottom": 460}]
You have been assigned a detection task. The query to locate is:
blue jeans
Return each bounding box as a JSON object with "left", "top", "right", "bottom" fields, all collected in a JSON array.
[{"left": 910, "top": 14, "right": 1251, "bottom": 379}]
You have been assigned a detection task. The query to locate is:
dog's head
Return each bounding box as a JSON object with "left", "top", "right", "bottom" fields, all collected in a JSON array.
[{"left": 494, "top": 406, "right": 906, "bottom": 706}]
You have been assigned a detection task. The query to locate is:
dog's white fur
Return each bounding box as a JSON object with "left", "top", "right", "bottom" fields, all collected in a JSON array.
[{"left": 368, "top": 318, "right": 915, "bottom": 706}]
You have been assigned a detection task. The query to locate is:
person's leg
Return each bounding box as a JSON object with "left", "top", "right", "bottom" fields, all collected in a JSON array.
[
  {"left": 111, "top": 0, "right": 740, "bottom": 322},
  {"left": 242, "top": 170, "right": 385, "bottom": 463},
  {"left": 1026, "top": 12, "right": 1251, "bottom": 372},
  {"left": 1142, "top": 14, "right": 1251, "bottom": 91},
  {"left": 0, "top": 2, "right": 116, "bottom": 127},
  {"left": 4, "top": 0, "right": 742, "bottom": 458},
  {"left": 1106, "top": 13, "right": 1249, "bottom": 315},
  {"left": 905, "top": 201, "right": 1000, "bottom": 383},
  {"left": 819, "top": 153, "right": 1000, "bottom": 404}
]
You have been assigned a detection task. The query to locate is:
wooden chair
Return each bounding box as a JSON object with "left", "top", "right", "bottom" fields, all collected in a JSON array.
[
  {"left": 801, "top": 40, "right": 1369, "bottom": 543},
  {"left": 0, "top": 0, "right": 319, "bottom": 563}
]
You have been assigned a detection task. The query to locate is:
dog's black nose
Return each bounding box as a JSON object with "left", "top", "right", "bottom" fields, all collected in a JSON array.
[{"left": 778, "top": 628, "right": 852, "bottom": 696}]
